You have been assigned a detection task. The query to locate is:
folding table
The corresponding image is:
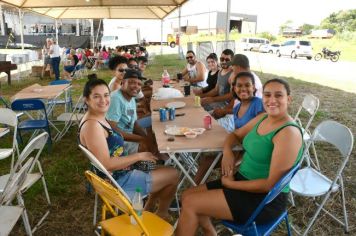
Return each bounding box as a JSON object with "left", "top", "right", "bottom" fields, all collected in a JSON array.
[
  {"left": 11, "top": 83, "right": 71, "bottom": 141},
  {"left": 151, "top": 96, "right": 235, "bottom": 186}
]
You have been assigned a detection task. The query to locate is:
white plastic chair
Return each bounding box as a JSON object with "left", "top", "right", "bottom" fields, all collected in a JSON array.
[
  {"left": 0, "top": 108, "right": 20, "bottom": 170},
  {"left": 294, "top": 94, "right": 320, "bottom": 168},
  {"left": 79, "top": 144, "right": 131, "bottom": 227},
  {"left": 0, "top": 157, "right": 34, "bottom": 236},
  {"left": 54, "top": 95, "right": 85, "bottom": 141},
  {"left": 289, "top": 120, "right": 354, "bottom": 235},
  {"left": 0, "top": 132, "right": 51, "bottom": 235}
]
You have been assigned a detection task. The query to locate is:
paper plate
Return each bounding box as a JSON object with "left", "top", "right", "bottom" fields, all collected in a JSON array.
[
  {"left": 165, "top": 101, "right": 186, "bottom": 109},
  {"left": 165, "top": 127, "right": 191, "bottom": 136}
]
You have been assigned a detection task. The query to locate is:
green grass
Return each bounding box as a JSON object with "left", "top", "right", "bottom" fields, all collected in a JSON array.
[{"left": 0, "top": 55, "right": 355, "bottom": 235}]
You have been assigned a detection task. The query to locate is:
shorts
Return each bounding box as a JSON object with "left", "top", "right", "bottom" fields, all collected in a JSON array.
[
  {"left": 113, "top": 169, "right": 152, "bottom": 200},
  {"left": 44, "top": 56, "right": 51, "bottom": 65},
  {"left": 64, "top": 65, "right": 76, "bottom": 73},
  {"left": 137, "top": 116, "right": 152, "bottom": 129},
  {"left": 206, "top": 172, "right": 287, "bottom": 224},
  {"left": 217, "top": 114, "right": 235, "bottom": 133},
  {"left": 123, "top": 141, "right": 139, "bottom": 155}
]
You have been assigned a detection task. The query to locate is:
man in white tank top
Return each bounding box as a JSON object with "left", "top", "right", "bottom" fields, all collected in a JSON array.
[{"left": 181, "top": 50, "right": 208, "bottom": 87}]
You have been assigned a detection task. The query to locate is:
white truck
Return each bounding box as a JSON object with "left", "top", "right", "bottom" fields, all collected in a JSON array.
[{"left": 100, "top": 27, "right": 140, "bottom": 48}]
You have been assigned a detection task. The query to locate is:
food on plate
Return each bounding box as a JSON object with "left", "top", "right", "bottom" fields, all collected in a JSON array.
[
  {"left": 184, "top": 131, "right": 197, "bottom": 139},
  {"left": 191, "top": 128, "right": 206, "bottom": 135}
]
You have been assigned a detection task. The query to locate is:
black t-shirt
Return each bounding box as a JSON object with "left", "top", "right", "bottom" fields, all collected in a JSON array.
[
  {"left": 72, "top": 55, "right": 79, "bottom": 66},
  {"left": 202, "top": 70, "right": 219, "bottom": 93}
]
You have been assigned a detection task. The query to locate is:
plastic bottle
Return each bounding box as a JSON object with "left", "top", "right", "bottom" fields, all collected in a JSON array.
[
  {"left": 162, "top": 69, "right": 170, "bottom": 85},
  {"left": 130, "top": 187, "right": 143, "bottom": 225}
]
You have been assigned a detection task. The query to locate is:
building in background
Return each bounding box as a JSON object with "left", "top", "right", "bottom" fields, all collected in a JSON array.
[{"left": 165, "top": 11, "right": 257, "bottom": 35}]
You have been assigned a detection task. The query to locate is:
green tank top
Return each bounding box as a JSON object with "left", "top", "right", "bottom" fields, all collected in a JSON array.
[{"left": 239, "top": 114, "right": 303, "bottom": 193}]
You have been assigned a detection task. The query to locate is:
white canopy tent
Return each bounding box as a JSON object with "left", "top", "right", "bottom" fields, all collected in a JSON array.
[
  {"left": 0, "top": 0, "right": 187, "bottom": 19},
  {"left": 0, "top": 0, "right": 188, "bottom": 51}
]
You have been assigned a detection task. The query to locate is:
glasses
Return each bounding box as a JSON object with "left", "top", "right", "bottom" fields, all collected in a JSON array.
[
  {"left": 220, "top": 57, "right": 231, "bottom": 62},
  {"left": 117, "top": 68, "right": 126, "bottom": 73},
  {"left": 186, "top": 56, "right": 194, "bottom": 60}
]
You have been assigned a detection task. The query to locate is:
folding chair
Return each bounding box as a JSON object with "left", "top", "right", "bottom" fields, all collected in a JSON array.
[
  {"left": 54, "top": 95, "right": 85, "bottom": 141},
  {"left": 79, "top": 144, "right": 131, "bottom": 227},
  {"left": 289, "top": 120, "right": 354, "bottom": 235},
  {"left": 48, "top": 80, "right": 72, "bottom": 113},
  {"left": 0, "top": 132, "right": 51, "bottom": 235},
  {"left": 85, "top": 170, "right": 174, "bottom": 236},
  {"left": 0, "top": 157, "right": 34, "bottom": 236},
  {"left": 290, "top": 94, "right": 319, "bottom": 206},
  {"left": 0, "top": 108, "right": 20, "bottom": 170},
  {"left": 11, "top": 99, "right": 52, "bottom": 148},
  {"left": 71, "top": 62, "right": 88, "bottom": 79},
  {"left": 222, "top": 163, "right": 301, "bottom": 236},
  {"left": 0, "top": 96, "right": 23, "bottom": 118}
]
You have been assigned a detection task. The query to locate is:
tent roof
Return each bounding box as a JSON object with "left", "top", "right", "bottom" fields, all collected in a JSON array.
[{"left": 0, "top": 0, "right": 187, "bottom": 19}]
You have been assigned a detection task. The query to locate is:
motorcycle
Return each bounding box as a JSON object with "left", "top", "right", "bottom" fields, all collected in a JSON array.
[{"left": 314, "top": 48, "right": 341, "bottom": 62}]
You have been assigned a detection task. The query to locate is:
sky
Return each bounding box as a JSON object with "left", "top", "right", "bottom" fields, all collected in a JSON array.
[
  {"left": 176, "top": 0, "right": 356, "bottom": 33},
  {"left": 104, "top": 0, "right": 355, "bottom": 38}
]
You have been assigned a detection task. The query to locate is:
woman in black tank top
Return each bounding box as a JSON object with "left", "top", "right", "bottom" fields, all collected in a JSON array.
[{"left": 79, "top": 79, "right": 179, "bottom": 220}]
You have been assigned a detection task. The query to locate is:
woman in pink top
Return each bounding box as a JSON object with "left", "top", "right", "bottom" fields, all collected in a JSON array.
[{"left": 92, "top": 47, "right": 109, "bottom": 71}]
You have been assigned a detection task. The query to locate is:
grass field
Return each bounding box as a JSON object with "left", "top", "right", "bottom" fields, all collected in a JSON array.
[
  {"left": 0, "top": 54, "right": 355, "bottom": 235},
  {"left": 180, "top": 32, "right": 356, "bottom": 62}
]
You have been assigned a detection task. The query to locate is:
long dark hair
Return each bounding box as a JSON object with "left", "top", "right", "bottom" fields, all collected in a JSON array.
[{"left": 83, "top": 78, "right": 109, "bottom": 98}]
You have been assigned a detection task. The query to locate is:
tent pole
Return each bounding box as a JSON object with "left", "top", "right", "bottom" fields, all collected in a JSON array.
[
  {"left": 160, "top": 19, "right": 163, "bottom": 55},
  {"left": 91, "top": 19, "right": 94, "bottom": 49},
  {"left": 55, "top": 19, "right": 59, "bottom": 44},
  {"left": 0, "top": 5, "right": 5, "bottom": 36},
  {"left": 95, "top": 19, "right": 101, "bottom": 48},
  {"left": 225, "top": 0, "right": 231, "bottom": 41},
  {"left": 76, "top": 19, "right": 80, "bottom": 36},
  {"left": 178, "top": 5, "right": 183, "bottom": 59},
  {"left": 18, "top": 8, "right": 24, "bottom": 51}
]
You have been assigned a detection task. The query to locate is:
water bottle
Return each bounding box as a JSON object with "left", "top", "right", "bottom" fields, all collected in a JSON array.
[
  {"left": 162, "top": 69, "right": 170, "bottom": 85},
  {"left": 130, "top": 187, "right": 143, "bottom": 225}
]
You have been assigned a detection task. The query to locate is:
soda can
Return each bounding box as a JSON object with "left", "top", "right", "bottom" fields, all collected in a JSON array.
[
  {"left": 159, "top": 108, "right": 167, "bottom": 122},
  {"left": 168, "top": 107, "right": 176, "bottom": 120},
  {"left": 203, "top": 115, "right": 212, "bottom": 129},
  {"left": 194, "top": 96, "right": 201, "bottom": 107}
]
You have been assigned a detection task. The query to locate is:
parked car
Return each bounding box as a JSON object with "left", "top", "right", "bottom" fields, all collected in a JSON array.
[
  {"left": 277, "top": 40, "right": 313, "bottom": 59},
  {"left": 259, "top": 44, "right": 280, "bottom": 54},
  {"left": 238, "top": 37, "right": 270, "bottom": 51}
]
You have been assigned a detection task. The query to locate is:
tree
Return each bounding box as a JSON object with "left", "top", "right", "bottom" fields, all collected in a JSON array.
[
  {"left": 258, "top": 32, "right": 276, "bottom": 42},
  {"left": 300, "top": 24, "right": 315, "bottom": 35},
  {"left": 320, "top": 9, "right": 356, "bottom": 33},
  {"left": 279, "top": 20, "right": 293, "bottom": 35}
]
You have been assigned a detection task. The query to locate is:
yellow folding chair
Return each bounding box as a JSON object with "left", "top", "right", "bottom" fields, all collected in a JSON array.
[{"left": 85, "top": 171, "right": 174, "bottom": 236}]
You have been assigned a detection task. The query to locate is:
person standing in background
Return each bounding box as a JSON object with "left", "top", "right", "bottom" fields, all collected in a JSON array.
[
  {"left": 41, "top": 38, "right": 52, "bottom": 79},
  {"left": 48, "top": 38, "right": 61, "bottom": 80}
]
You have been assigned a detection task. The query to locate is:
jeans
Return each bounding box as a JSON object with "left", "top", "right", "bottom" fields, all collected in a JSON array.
[{"left": 50, "top": 56, "right": 60, "bottom": 80}]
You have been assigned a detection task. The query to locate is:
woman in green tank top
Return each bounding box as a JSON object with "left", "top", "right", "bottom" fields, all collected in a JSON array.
[{"left": 176, "top": 78, "right": 303, "bottom": 236}]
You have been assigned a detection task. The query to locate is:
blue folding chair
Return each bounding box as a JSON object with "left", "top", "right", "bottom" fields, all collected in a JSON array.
[
  {"left": 222, "top": 163, "right": 301, "bottom": 236},
  {"left": 48, "top": 80, "right": 72, "bottom": 112},
  {"left": 11, "top": 99, "right": 52, "bottom": 149}
]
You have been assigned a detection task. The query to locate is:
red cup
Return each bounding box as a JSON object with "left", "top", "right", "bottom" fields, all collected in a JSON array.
[{"left": 203, "top": 115, "right": 212, "bottom": 130}]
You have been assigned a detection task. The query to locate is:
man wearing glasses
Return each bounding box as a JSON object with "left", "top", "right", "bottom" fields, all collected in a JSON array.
[
  {"left": 198, "top": 49, "right": 234, "bottom": 112},
  {"left": 181, "top": 50, "right": 208, "bottom": 87},
  {"left": 108, "top": 56, "right": 128, "bottom": 92}
]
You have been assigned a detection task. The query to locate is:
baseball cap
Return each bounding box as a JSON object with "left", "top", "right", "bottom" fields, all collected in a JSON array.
[
  {"left": 123, "top": 69, "right": 145, "bottom": 80},
  {"left": 227, "top": 54, "right": 250, "bottom": 68}
]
